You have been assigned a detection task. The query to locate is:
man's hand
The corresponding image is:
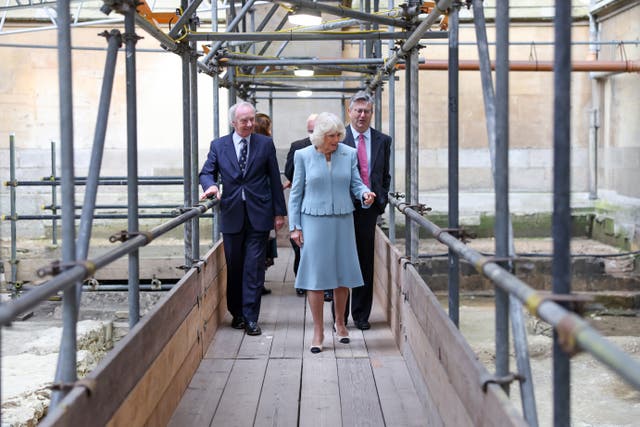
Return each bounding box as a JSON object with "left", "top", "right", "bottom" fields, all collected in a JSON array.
[
  {"left": 363, "top": 192, "right": 376, "bottom": 206},
  {"left": 274, "top": 216, "right": 285, "bottom": 231},
  {"left": 290, "top": 229, "right": 303, "bottom": 247},
  {"left": 200, "top": 185, "right": 220, "bottom": 200}
]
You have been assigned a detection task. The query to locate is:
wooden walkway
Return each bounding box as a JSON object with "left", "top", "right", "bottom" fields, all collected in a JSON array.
[{"left": 168, "top": 246, "right": 428, "bottom": 427}]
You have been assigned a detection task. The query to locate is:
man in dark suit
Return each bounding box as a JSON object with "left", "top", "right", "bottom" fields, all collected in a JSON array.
[
  {"left": 199, "top": 101, "right": 287, "bottom": 336},
  {"left": 283, "top": 113, "right": 316, "bottom": 296},
  {"left": 341, "top": 91, "right": 391, "bottom": 330}
]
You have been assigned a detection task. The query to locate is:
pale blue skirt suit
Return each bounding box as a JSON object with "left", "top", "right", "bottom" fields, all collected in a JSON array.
[{"left": 288, "top": 144, "right": 371, "bottom": 291}]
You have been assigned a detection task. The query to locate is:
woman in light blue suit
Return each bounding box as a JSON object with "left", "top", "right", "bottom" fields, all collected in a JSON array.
[{"left": 289, "top": 112, "right": 376, "bottom": 353}]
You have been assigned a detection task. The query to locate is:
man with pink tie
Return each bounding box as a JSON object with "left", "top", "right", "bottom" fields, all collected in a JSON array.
[{"left": 340, "top": 91, "right": 392, "bottom": 330}]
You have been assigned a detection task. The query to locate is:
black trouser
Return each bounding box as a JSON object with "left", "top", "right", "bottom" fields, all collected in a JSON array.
[
  {"left": 349, "top": 205, "right": 378, "bottom": 323},
  {"left": 289, "top": 238, "right": 301, "bottom": 276}
]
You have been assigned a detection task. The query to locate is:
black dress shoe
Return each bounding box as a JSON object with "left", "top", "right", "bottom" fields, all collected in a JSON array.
[
  {"left": 356, "top": 320, "right": 371, "bottom": 330},
  {"left": 296, "top": 288, "right": 306, "bottom": 296},
  {"left": 323, "top": 290, "right": 333, "bottom": 302},
  {"left": 245, "top": 321, "right": 262, "bottom": 336},
  {"left": 231, "top": 317, "right": 245, "bottom": 329},
  {"left": 261, "top": 287, "right": 272, "bottom": 295}
]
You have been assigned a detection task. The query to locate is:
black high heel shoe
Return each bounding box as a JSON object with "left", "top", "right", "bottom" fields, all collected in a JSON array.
[
  {"left": 310, "top": 344, "right": 323, "bottom": 354},
  {"left": 333, "top": 323, "right": 350, "bottom": 344}
]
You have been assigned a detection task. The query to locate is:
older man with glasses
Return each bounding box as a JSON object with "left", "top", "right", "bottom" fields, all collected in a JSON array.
[{"left": 338, "top": 91, "right": 392, "bottom": 330}]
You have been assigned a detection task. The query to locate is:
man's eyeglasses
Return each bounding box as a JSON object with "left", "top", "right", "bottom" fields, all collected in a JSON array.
[{"left": 353, "top": 108, "right": 372, "bottom": 115}]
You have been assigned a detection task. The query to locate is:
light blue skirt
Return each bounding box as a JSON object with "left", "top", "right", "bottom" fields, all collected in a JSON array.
[{"left": 294, "top": 213, "right": 364, "bottom": 291}]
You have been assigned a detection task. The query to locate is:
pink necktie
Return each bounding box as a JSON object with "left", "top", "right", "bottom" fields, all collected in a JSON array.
[{"left": 357, "top": 133, "right": 370, "bottom": 187}]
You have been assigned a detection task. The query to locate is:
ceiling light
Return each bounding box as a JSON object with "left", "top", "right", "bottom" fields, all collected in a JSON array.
[
  {"left": 288, "top": 8, "right": 322, "bottom": 26},
  {"left": 297, "top": 90, "right": 313, "bottom": 98},
  {"left": 294, "top": 68, "right": 314, "bottom": 77}
]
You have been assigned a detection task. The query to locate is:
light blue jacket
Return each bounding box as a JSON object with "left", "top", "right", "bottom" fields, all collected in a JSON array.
[{"left": 289, "top": 144, "right": 370, "bottom": 231}]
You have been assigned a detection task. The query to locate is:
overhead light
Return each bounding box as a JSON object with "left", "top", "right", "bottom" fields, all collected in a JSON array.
[
  {"left": 297, "top": 90, "right": 313, "bottom": 98},
  {"left": 288, "top": 8, "right": 322, "bottom": 26},
  {"left": 294, "top": 68, "right": 314, "bottom": 77}
]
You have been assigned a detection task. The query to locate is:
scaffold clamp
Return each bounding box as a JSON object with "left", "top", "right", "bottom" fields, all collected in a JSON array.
[
  {"left": 481, "top": 373, "right": 525, "bottom": 392},
  {"left": 50, "top": 378, "right": 96, "bottom": 396}
]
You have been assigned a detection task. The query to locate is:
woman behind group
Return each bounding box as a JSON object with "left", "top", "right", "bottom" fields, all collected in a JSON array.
[{"left": 288, "top": 112, "right": 376, "bottom": 353}]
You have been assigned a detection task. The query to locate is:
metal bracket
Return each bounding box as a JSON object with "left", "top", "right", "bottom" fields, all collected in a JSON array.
[
  {"left": 50, "top": 378, "right": 96, "bottom": 396},
  {"left": 399, "top": 256, "right": 413, "bottom": 270},
  {"left": 37, "top": 260, "right": 74, "bottom": 278},
  {"left": 435, "top": 227, "right": 477, "bottom": 243},
  {"left": 192, "top": 258, "right": 206, "bottom": 273},
  {"left": 482, "top": 373, "right": 525, "bottom": 392},
  {"left": 108, "top": 230, "right": 153, "bottom": 243}
]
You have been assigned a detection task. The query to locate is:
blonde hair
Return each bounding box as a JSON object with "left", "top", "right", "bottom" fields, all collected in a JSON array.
[{"left": 309, "top": 112, "right": 345, "bottom": 147}]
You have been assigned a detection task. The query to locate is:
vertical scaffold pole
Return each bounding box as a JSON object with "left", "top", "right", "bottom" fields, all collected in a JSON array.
[
  {"left": 182, "top": 0, "right": 193, "bottom": 268},
  {"left": 124, "top": 4, "right": 140, "bottom": 327},
  {"left": 553, "top": 0, "right": 572, "bottom": 425},
  {"left": 387, "top": 0, "right": 396, "bottom": 243},
  {"left": 9, "top": 135, "right": 17, "bottom": 286},
  {"left": 50, "top": 0, "right": 78, "bottom": 408},
  {"left": 50, "top": 141, "right": 58, "bottom": 245},
  {"left": 189, "top": 3, "right": 200, "bottom": 261},
  {"left": 447, "top": 4, "right": 460, "bottom": 328}
]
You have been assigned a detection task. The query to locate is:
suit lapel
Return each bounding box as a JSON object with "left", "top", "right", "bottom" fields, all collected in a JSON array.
[
  {"left": 343, "top": 125, "right": 356, "bottom": 148},
  {"left": 223, "top": 135, "right": 242, "bottom": 174}
]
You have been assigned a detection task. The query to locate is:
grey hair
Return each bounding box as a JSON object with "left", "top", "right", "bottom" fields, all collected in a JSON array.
[
  {"left": 229, "top": 101, "right": 256, "bottom": 124},
  {"left": 309, "top": 112, "right": 346, "bottom": 147},
  {"left": 349, "top": 90, "right": 375, "bottom": 109}
]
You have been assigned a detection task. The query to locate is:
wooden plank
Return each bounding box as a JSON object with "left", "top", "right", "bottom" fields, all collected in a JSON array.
[
  {"left": 167, "top": 358, "right": 234, "bottom": 427},
  {"left": 210, "top": 358, "right": 269, "bottom": 426},
  {"left": 205, "top": 312, "right": 244, "bottom": 359},
  {"left": 370, "top": 355, "right": 432, "bottom": 427},
  {"left": 361, "top": 301, "right": 401, "bottom": 358},
  {"left": 337, "top": 358, "right": 385, "bottom": 427},
  {"left": 402, "top": 304, "right": 474, "bottom": 427},
  {"left": 402, "top": 266, "right": 527, "bottom": 426},
  {"left": 42, "top": 265, "right": 203, "bottom": 426},
  {"left": 144, "top": 335, "right": 203, "bottom": 427},
  {"left": 254, "top": 358, "right": 303, "bottom": 427},
  {"left": 107, "top": 304, "right": 201, "bottom": 427},
  {"left": 269, "top": 283, "right": 306, "bottom": 359},
  {"left": 299, "top": 358, "right": 341, "bottom": 427}
]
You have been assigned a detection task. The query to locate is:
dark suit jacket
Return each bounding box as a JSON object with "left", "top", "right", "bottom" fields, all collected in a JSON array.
[
  {"left": 342, "top": 125, "right": 392, "bottom": 214},
  {"left": 199, "top": 133, "right": 287, "bottom": 233},
  {"left": 284, "top": 137, "right": 312, "bottom": 182}
]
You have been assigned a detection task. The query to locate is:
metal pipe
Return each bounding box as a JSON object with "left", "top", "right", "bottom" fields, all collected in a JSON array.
[
  {"left": 390, "top": 196, "right": 640, "bottom": 391},
  {"left": 368, "top": 0, "right": 452, "bottom": 90},
  {"left": 588, "top": 10, "right": 600, "bottom": 200},
  {"left": 397, "top": 59, "right": 640, "bottom": 72},
  {"left": 190, "top": 11, "right": 200, "bottom": 261},
  {"left": 124, "top": 7, "right": 141, "bottom": 327},
  {"left": 552, "top": 1, "right": 573, "bottom": 424},
  {"left": 8, "top": 178, "right": 184, "bottom": 186},
  {"left": 50, "top": 141, "right": 58, "bottom": 245},
  {"left": 3, "top": 213, "right": 214, "bottom": 221},
  {"left": 44, "top": 203, "right": 184, "bottom": 210},
  {"left": 447, "top": 5, "right": 459, "bottom": 328},
  {"left": 283, "top": 0, "right": 408, "bottom": 29},
  {"left": 134, "top": 13, "right": 179, "bottom": 52},
  {"left": 211, "top": 0, "right": 221, "bottom": 244},
  {"left": 82, "top": 284, "right": 175, "bottom": 292},
  {"left": 494, "top": 0, "right": 510, "bottom": 396},
  {"left": 220, "top": 57, "right": 391, "bottom": 66},
  {"left": 409, "top": 47, "right": 420, "bottom": 261},
  {"left": 190, "top": 31, "right": 447, "bottom": 42},
  {"left": 387, "top": 0, "right": 396, "bottom": 244},
  {"left": 9, "top": 135, "right": 17, "bottom": 285},
  {"left": 234, "top": 75, "right": 367, "bottom": 82},
  {"left": 167, "top": 0, "right": 205, "bottom": 39},
  {"left": 50, "top": 0, "right": 77, "bottom": 408},
  {"left": 403, "top": 51, "right": 412, "bottom": 257},
  {"left": 201, "top": 0, "right": 259, "bottom": 64},
  {"left": 75, "top": 29, "right": 122, "bottom": 304},
  {"left": 0, "top": 199, "right": 219, "bottom": 326},
  {"left": 182, "top": 48, "right": 193, "bottom": 269}
]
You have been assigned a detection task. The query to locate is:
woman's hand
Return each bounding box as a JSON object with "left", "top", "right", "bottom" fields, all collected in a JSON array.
[
  {"left": 291, "top": 229, "right": 304, "bottom": 247},
  {"left": 363, "top": 192, "right": 376, "bottom": 206}
]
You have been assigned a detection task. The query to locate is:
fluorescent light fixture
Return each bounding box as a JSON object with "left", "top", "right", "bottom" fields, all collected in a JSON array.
[
  {"left": 288, "top": 8, "right": 322, "bottom": 26},
  {"left": 294, "top": 68, "right": 314, "bottom": 77},
  {"left": 297, "top": 90, "right": 313, "bottom": 98}
]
